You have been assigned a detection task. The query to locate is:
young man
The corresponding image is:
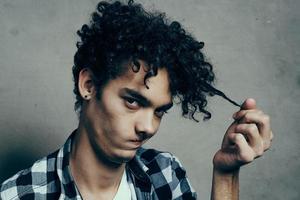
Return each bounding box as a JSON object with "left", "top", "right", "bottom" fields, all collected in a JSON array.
[{"left": 1, "top": 1, "right": 273, "bottom": 199}]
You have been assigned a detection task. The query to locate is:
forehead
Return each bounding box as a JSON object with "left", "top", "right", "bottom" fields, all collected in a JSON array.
[{"left": 110, "top": 61, "right": 172, "bottom": 106}]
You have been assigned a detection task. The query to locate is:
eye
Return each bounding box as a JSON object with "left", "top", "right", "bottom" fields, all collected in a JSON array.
[
  {"left": 155, "top": 110, "right": 168, "bottom": 118},
  {"left": 124, "top": 97, "right": 140, "bottom": 109}
]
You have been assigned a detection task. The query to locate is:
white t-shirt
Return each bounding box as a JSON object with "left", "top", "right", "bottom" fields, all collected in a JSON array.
[{"left": 113, "top": 170, "right": 132, "bottom": 200}]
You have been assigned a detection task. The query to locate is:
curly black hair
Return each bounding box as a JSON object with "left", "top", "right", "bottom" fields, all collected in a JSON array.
[{"left": 73, "top": 0, "right": 240, "bottom": 121}]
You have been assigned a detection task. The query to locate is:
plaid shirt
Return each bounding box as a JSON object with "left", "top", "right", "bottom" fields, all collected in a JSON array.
[{"left": 1, "top": 131, "right": 197, "bottom": 200}]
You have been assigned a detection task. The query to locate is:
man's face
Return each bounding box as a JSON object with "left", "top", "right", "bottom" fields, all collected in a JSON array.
[{"left": 82, "top": 62, "right": 173, "bottom": 164}]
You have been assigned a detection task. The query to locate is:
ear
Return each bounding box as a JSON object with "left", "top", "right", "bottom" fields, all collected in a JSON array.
[{"left": 78, "top": 68, "right": 95, "bottom": 100}]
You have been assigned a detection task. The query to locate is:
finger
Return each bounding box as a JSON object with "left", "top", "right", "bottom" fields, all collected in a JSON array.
[
  {"left": 234, "top": 111, "right": 271, "bottom": 145},
  {"left": 228, "top": 133, "right": 255, "bottom": 164},
  {"left": 263, "top": 131, "right": 273, "bottom": 151},
  {"left": 236, "top": 110, "right": 272, "bottom": 151},
  {"left": 235, "top": 123, "right": 264, "bottom": 157},
  {"left": 241, "top": 98, "right": 257, "bottom": 110},
  {"left": 233, "top": 109, "right": 263, "bottom": 121}
]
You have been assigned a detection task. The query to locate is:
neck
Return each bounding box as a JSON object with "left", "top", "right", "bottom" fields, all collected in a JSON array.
[{"left": 70, "top": 124, "right": 125, "bottom": 195}]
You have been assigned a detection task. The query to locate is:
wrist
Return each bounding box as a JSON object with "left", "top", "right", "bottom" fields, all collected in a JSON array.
[
  {"left": 213, "top": 166, "right": 240, "bottom": 178},
  {"left": 212, "top": 150, "right": 242, "bottom": 174}
]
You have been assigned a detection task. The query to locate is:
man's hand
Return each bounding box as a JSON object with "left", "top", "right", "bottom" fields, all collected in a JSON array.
[
  {"left": 213, "top": 98, "right": 273, "bottom": 172},
  {"left": 211, "top": 98, "right": 273, "bottom": 200}
]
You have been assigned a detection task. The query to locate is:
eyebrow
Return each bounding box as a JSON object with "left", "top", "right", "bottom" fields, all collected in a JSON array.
[{"left": 121, "top": 88, "right": 173, "bottom": 111}]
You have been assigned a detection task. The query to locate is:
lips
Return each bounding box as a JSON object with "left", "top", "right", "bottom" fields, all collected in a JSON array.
[
  {"left": 131, "top": 138, "right": 143, "bottom": 142},
  {"left": 130, "top": 139, "right": 143, "bottom": 144},
  {"left": 129, "top": 139, "right": 143, "bottom": 148}
]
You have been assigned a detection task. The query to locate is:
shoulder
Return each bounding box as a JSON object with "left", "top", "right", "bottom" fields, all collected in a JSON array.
[
  {"left": 136, "top": 147, "right": 197, "bottom": 199},
  {"left": 0, "top": 150, "right": 60, "bottom": 200},
  {"left": 137, "top": 147, "right": 174, "bottom": 161},
  {"left": 136, "top": 147, "right": 186, "bottom": 173}
]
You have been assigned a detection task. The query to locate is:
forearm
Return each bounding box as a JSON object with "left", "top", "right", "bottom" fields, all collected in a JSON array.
[{"left": 210, "top": 167, "right": 239, "bottom": 200}]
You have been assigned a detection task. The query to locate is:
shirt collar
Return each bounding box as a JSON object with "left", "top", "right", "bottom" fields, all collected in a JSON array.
[{"left": 56, "top": 130, "right": 81, "bottom": 199}]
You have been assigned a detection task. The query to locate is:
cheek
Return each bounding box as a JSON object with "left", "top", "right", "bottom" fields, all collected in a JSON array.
[{"left": 100, "top": 99, "right": 135, "bottom": 139}]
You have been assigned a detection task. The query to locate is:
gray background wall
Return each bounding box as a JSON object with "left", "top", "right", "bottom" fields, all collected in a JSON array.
[{"left": 0, "top": 0, "right": 299, "bottom": 199}]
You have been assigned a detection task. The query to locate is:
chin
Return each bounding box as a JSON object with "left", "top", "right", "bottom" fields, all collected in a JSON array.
[{"left": 112, "top": 149, "right": 137, "bottom": 163}]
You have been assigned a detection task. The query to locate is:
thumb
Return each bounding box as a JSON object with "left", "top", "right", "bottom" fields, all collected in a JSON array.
[{"left": 241, "top": 98, "right": 256, "bottom": 110}]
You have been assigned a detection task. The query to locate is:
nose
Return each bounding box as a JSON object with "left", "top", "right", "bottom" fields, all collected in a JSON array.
[{"left": 135, "top": 110, "right": 157, "bottom": 138}]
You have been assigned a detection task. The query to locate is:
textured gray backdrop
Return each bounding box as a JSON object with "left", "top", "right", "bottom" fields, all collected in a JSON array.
[{"left": 0, "top": 0, "right": 299, "bottom": 199}]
